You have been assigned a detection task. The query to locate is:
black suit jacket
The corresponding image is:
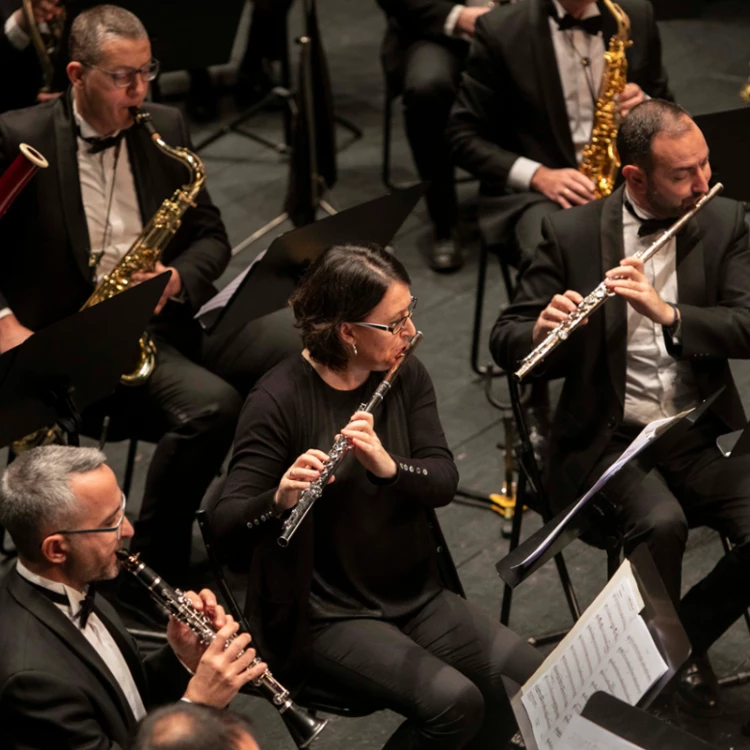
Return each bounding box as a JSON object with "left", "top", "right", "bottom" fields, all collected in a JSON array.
[
  {"left": 490, "top": 186, "right": 750, "bottom": 512},
  {"left": 446, "top": 0, "right": 673, "bottom": 244},
  {"left": 0, "top": 570, "right": 190, "bottom": 750},
  {"left": 0, "top": 93, "right": 230, "bottom": 336}
]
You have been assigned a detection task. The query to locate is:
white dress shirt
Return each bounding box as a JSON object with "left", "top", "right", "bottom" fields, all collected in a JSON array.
[
  {"left": 621, "top": 190, "right": 700, "bottom": 426},
  {"left": 444, "top": 0, "right": 498, "bottom": 40},
  {"left": 4, "top": 12, "right": 32, "bottom": 51},
  {"left": 73, "top": 101, "right": 143, "bottom": 281},
  {"left": 507, "top": 0, "right": 605, "bottom": 190},
  {"left": 0, "top": 102, "right": 143, "bottom": 323},
  {"left": 15, "top": 560, "right": 147, "bottom": 721}
]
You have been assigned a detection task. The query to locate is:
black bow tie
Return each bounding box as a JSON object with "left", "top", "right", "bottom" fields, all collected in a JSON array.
[
  {"left": 624, "top": 199, "right": 677, "bottom": 238},
  {"left": 551, "top": 9, "right": 603, "bottom": 35},
  {"left": 28, "top": 579, "right": 97, "bottom": 629},
  {"left": 77, "top": 126, "right": 124, "bottom": 155}
]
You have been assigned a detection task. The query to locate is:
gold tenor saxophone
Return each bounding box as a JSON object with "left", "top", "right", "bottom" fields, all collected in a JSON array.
[
  {"left": 514, "top": 183, "right": 723, "bottom": 382},
  {"left": 21, "top": 0, "right": 66, "bottom": 93},
  {"left": 579, "top": 0, "right": 632, "bottom": 199},
  {"left": 278, "top": 331, "right": 424, "bottom": 547},
  {"left": 82, "top": 106, "right": 206, "bottom": 387},
  {"left": 116, "top": 551, "right": 327, "bottom": 748}
]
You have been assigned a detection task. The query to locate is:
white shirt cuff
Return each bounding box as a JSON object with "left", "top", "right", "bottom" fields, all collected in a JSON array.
[
  {"left": 4, "top": 13, "right": 30, "bottom": 51},
  {"left": 0, "top": 307, "right": 13, "bottom": 321},
  {"left": 444, "top": 5, "right": 466, "bottom": 37},
  {"left": 507, "top": 157, "right": 543, "bottom": 192}
]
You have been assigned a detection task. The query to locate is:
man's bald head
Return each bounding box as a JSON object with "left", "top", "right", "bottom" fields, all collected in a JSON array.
[{"left": 132, "top": 704, "right": 259, "bottom": 750}]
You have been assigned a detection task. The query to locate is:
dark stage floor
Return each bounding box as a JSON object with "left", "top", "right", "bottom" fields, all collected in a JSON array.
[{"left": 4, "top": 1, "right": 750, "bottom": 748}]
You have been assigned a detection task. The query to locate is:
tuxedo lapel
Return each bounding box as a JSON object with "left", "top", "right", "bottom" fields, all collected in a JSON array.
[
  {"left": 600, "top": 186, "right": 627, "bottom": 404},
  {"left": 54, "top": 93, "right": 92, "bottom": 284},
  {"left": 597, "top": 0, "right": 617, "bottom": 47},
  {"left": 125, "top": 122, "right": 160, "bottom": 226},
  {"left": 9, "top": 572, "right": 139, "bottom": 730},
  {"left": 530, "top": 0, "right": 576, "bottom": 166},
  {"left": 676, "top": 217, "right": 707, "bottom": 308}
]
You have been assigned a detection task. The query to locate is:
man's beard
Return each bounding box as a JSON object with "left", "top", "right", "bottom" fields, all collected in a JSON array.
[
  {"left": 64, "top": 550, "right": 120, "bottom": 586},
  {"left": 645, "top": 179, "right": 702, "bottom": 218}
]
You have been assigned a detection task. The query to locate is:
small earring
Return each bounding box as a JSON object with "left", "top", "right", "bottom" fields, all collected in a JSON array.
[{"left": 351, "top": 343, "right": 358, "bottom": 356}]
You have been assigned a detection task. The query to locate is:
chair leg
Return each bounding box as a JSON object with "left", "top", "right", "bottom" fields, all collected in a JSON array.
[
  {"left": 552, "top": 552, "right": 581, "bottom": 621},
  {"left": 499, "top": 256, "right": 516, "bottom": 301},
  {"left": 471, "top": 239, "right": 491, "bottom": 375},
  {"left": 122, "top": 439, "right": 138, "bottom": 498},
  {"left": 500, "top": 474, "right": 526, "bottom": 626}
]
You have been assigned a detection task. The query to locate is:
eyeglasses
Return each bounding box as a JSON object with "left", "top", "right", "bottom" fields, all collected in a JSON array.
[
  {"left": 43, "top": 493, "right": 128, "bottom": 546},
  {"left": 83, "top": 59, "right": 160, "bottom": 89},
  {"left": 351, "top": 296, "right": 418, "bottom": 335}
]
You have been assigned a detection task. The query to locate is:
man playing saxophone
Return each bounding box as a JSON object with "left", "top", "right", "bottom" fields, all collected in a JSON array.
[
  {"left": 0, "top": 5, "right": 300, "bottom": 624},
  {"left": 492, "top": 100, "right": 750, "bottom": 716}
]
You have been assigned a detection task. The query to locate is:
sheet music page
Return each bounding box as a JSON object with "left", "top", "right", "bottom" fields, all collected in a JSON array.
[
  {"left": 195, "top": 248, "right": 267, "bottom": 320},
  {"left": 520, "top": 560, "right": 667, "bottom": 750},
  {"left": 556, "top": 714, "right": 644, "bottom": 750}
]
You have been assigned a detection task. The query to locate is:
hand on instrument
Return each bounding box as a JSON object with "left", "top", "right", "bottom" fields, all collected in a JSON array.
[
  {"left": 532, "top": 290, "right": 588, "bottom": 346},
  {"left": 604, "top": 257, "right": 674, "bottom": 324},
  {"left": 455, "top": 6, "right": 492, "bottom": 36},
  {"left": 168, "top": 589, "right": 227, "bottom": 672},
  {"left": 0, "top": 314, "right": 33, "bottom": 354},
  {"left": 36, "top": 91, "right": 63, "bottom": 103},
  {"left": 530, "top": 166, "right": 598, "bottom": 208},
  {"left": 183, "top": 618, "right": 266, "bottom": 708},
  {"left": 340, "top": 411, "right": 397, "bottom": 480},
  {"left": 274, "top": 449, "right": 334, "bottom": 514},
  {"left": 132, "top": 261, "right": 182, "bottom": 314},
  {"left": 617, "top": 83, "right": 647, "bottom": 118}
]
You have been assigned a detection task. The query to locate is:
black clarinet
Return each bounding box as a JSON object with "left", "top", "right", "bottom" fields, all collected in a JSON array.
[{"left": 115, "top": 551, "right": 327, "bottom": 748}]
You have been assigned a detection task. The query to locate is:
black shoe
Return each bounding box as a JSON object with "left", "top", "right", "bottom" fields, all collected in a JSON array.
[
  {"left": 675, "top": 654, "right": 722, "bottom": 718},
  {"left": 427, "top": 234, "right": 463, "bottom": 273},
  {"left": 111, "top": 575, "right": 169, "bottom": 631}
]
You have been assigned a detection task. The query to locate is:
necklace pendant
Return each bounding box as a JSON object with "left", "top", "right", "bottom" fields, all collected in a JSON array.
[{"left": 581, "top": 57, "right": 591, "bottom": 67}]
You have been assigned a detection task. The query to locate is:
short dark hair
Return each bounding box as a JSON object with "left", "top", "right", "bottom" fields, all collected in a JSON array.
[
  {"left": 289, "top": 244, "right": 411, "bottom": 371},
  {"left": 132, "top": 704, "right": 256, "bottom": 750},
  {"left": 69, "top": 5, "right": 148, "bottom": 65},
  {"left": 616, "top": 99, "right": 694, "bottom": 173}
]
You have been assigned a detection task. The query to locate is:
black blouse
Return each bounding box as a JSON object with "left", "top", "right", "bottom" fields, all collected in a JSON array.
[{"left": 212, "top": 354, "right": 459, "bottom": 678}]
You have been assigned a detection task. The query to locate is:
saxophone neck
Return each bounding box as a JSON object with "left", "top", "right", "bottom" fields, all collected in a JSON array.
[{"left": 129, "top": 107, "right": 207, "bottom": 198}]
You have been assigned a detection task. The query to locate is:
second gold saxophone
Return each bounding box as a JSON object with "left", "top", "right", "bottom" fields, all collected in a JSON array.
[
  {"left": 82, "top": 106, "right": 207, "bottom": 386},
  {"left": 579, "top": 0, "right": 632, "bottom": 199}
]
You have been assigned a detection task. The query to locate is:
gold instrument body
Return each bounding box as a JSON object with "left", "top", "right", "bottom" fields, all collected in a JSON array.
[
  {"left": 82, "top": 107, "right": 207, "bottom": 387},
  {"left": 741, "top": 74, "right": 750, "bottom": 104},
  {"left": 578, "top": 0, "right": 632, "bottom": 199},
  {"left": 21, "top": 0, "right": 66, "bottom": 93}
]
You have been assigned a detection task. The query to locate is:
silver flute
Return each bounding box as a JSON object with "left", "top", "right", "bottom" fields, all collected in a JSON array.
[
  {"left": 278, "top": 330, "right": 424, "bottom": 547},
  {"left": 115, "top": 550, "right": 327, "bottom": 748},
  {"left": 514, "top": 183, "right": 723, "bottom": 382}
]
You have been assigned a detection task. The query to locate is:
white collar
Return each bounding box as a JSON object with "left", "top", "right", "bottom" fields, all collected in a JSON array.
[
  {"left": 624, "top": 187, "right": 657, "bottom": 220},
  {"left": 550, "top": 0, "right": 601, "bottom": 22},
  {"left": 16, "top": 559, "right": 89, "bottom": 618},
  {"left": 72, "top": 96, "right": 120, "bottom": 141}
]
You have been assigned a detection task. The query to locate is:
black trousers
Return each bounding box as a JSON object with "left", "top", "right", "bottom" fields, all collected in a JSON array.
[
  {"left": 589, "top": 415, "right": 750, "bottom": 654},
  {"left": 311, "top": 590, "right": 543, "bottom": 750},
  {"left": 512, "top": 198, "right": 561, "bottom": 275},
  {"left": 83, "top": 307, "right": 301, "bottom": 582},
  {"left": 401, "top": 40, "right": 464, "bottom": 238}
]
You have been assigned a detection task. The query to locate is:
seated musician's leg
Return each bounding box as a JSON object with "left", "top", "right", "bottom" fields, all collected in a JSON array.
[
  {"left": 201, "top": 306, "right": 301, "bottom": 398},
  {"left": 125, "top": 340, "right": 242, "bottom": 583},
  {"left": 512, "top": 199, "right": 561, "bottom": 275},
  {"left": 402, "top": 39, "right": 464, "bottom": 272},
  {"left": 310, "top": 591, "right": 542, "bottom": 750}
]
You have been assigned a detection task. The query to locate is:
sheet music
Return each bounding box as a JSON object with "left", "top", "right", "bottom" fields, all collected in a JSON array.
[
  {"left": 556, "top": 714, "right": 644, "bottom": 750},
  {"left": 520, "top": 560, "right": 667, "bottom": 750},
  {"left": 195, "top": 248, "right": 267, "bottom": 320}
]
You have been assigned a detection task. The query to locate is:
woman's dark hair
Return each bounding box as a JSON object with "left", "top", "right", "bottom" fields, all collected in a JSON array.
[{"left": 289, "top": 243, "right": 411, "bottom": 371}]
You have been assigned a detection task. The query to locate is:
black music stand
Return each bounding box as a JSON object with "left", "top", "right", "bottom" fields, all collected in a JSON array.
[
  {"left": 694, "top": 108, "right": 750, "bottom": 203},
  {"left": 495, "top": 390, "right": 721, "bottom": 589},
  {"left": 0, "top": 274, "right": 168, "bottom": 449},
  {"left": 198, "top": 184, "right": 427, "bottom": 340},
  {"left": 577, "top": 692, "right": 716, "bottom": 749},
  {"left": 507, "top": 545, "right": 693, "bottom": 750}
]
